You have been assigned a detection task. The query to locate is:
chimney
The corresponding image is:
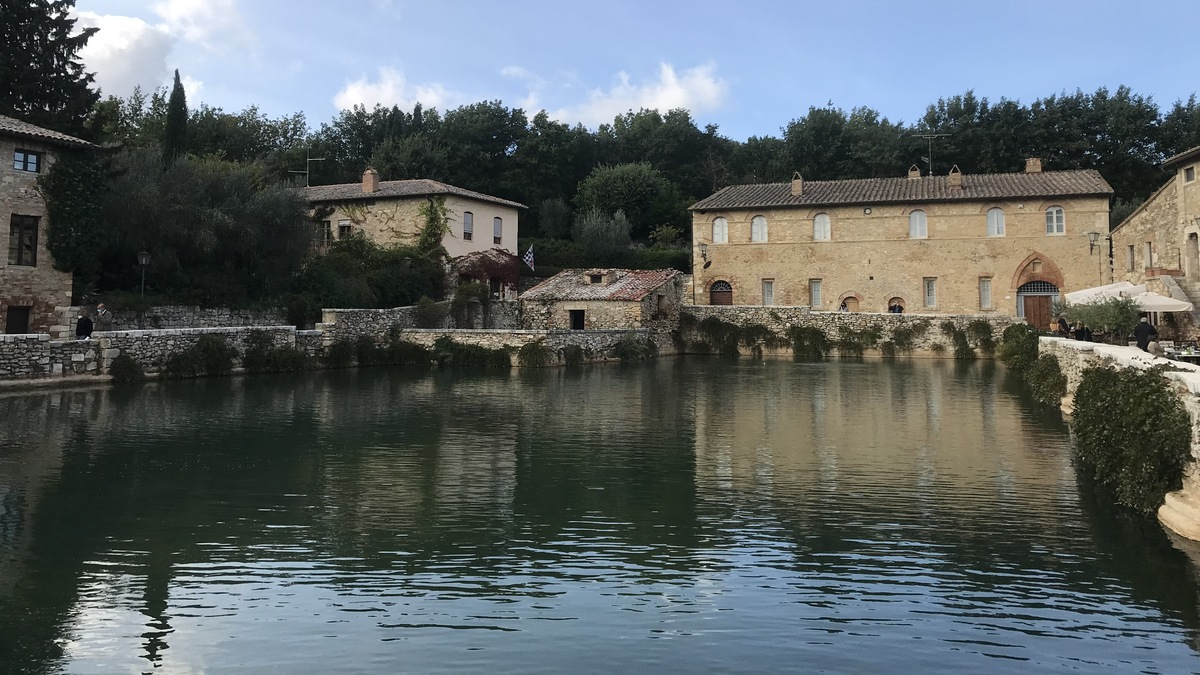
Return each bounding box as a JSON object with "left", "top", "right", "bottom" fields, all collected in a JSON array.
[
  {"left": 947, "top": 165, "right": 962, "bottom": 190},
  {"left": 907, "top": 164, "right": 921, "bottom": 180},
  {"left": 362, "top": 167, "right": 380, "bottom": 193},
  {"left": 790, "top": 171, "right": 803, "bottom": 197},
  {"left": 1024, "top": 157, "right": 1043, "bottom": 174}
]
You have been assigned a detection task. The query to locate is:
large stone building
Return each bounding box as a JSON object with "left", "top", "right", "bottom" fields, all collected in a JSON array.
[
  {"left": 1, "top": 115, "right": 89, "bottom": 334},
  {"left": 689, "top": 161, "right": 1113, "bottom": 328},
  {"left": 1109, "top": 146, "right": 1200, "bottom": 308},
  {"left": 305, "top": 169, "right": 526, "bottom": 259}
]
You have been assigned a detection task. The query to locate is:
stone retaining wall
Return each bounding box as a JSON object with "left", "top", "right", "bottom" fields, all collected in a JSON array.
[
  {"left": 680, "top": 306, "right": 1016, "bottom": 354},
  {"left": 1039, "top": 337, "right": 1200, "bottom": 542},
  {"left": 103, "top": 306, "right": 288, "bottom": 331},
  {"left": 364, "top": 328, "right": 662, "bottom": 366},
  {"left": 320, "top": 301, "right": 520, "bottom": 343}
]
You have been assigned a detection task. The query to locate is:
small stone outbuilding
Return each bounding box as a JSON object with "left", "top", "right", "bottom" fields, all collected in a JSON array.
[{"left": 521, "top": 269, "right": 683, "bottom": 330}]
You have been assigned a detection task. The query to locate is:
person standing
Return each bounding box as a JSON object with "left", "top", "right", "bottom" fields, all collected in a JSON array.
[
  {"left": 75, "top": 314, "right": 93, "bottom": 340},
  {"left": 1133, "top": 316, "right": 1157, "bottom": 352},
  {"left": 95, "top": 303, "right": 114, "bottom": 331}
]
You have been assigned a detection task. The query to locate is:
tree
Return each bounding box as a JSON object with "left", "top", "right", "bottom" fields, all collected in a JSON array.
[
  {"left": 38, "top": 148, "right": 106, "bottom": 299},
  {"left": 0, "top": 0, "right": 99, "bottom": 135},
  {"left": 572, "top": 208, "right": 631, "bottom": 262},
  {"left": 163, "top": 70, "right": 189, "bottom": 163},
  {"left": 575, "top": 163, "right": 685, "bottom": 240}
]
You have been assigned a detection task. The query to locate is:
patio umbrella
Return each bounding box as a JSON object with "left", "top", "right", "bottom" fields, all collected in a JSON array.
[
  {"left": 1128, "top": 291, "right": 1193, "bottom": 312},
  {"left": 1064, "top": 281, "right": 1146, "bottom": 303}
]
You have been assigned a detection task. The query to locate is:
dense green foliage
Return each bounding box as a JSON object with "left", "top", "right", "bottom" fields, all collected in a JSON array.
[
  {"left": 1073, "top": 365, "right": 1192, "bottom": 514},
  {"left": 0, "top": 0, "right": 98, "bottom": 135},
  {"left": 834, "top": 325, "right": 883, "bottom": 357},
  {"left": 998, "top": 323, "right": 1041, "bottom": 373},
  {"left": 610, "top": 333, "right": 656, "bottom": 361},
  {"left": 161, "top": 335, "right": 237, "bottom": 378},
  {"left": 1026, "top": 354, "right": 1068, "bottom": 405},
  {"left": 432, "top": 336, "right": 511, "bottom": 368},
  {"left": 242, "top": 330, "right": 309, "bottom": 373},
  {"left": 517, "top": 341, "right": 555, "bottom": 367},
  {"left": 38, "top": 149, "right": 107, "bottom": 293},
  {"left": 108, "top": 352, "right": 145, "bottom": 384},
  {"left": 413, "top": 297, "right": 447, "bottom": 328},
  {"left": 788, "top": 326, "right": 831, "bottom": 360},
  {"left": 561, "top": 344, "right": 586, "bottom": 367},
  {"left": 1063, "top": 296, "right": 1140, "bottom": 342},
  {"left": 163, "top": 70, "right": 188, "bottom": 164}
]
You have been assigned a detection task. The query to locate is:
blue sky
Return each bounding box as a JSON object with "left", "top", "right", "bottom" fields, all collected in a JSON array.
[{"left": 73, "top": 0, "right": 1200, "bottom": 140}]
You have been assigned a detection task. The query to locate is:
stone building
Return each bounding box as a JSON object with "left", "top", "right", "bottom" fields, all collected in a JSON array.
[
  {"left": 689, "top": 161, "right": 1113, "bottom": 329},
  {"left": 1109, "top": 146, "right": 1200, "bottom": 309},
  {"left": 304, "top": 169, "right": 526, "bottom": 259},
  {"left": 1, "top": 115, "right": 89, "bottom": 334},
  {"left": 521, "top": 268, "right": 682, "bottom": 330}
]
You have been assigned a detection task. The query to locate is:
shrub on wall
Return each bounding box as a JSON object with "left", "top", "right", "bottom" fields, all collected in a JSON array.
[
  {"left": 561, "top": 344, "right": 586, "bottom": 367},
  {"left": 414, "top": 296, "right": 447, "bottom": 329},
  {"left": 611, "top": 333, "right": 657, "bottom": 361},
  {"left": 698, "top": 316, "right": 742, "bottom": 356},
  {"left": 997, "top": 323, "right": 1040, "bottom": 374},
  {"left": 325, "top": 339, "right": 354, "bottom": 368},
  {"left": 967, "top": 319, "right": 996, "bottom": 357},
  {"left": 432, "top": 336, "right": 511, "bottom": 368},
  {"left": 789, "top": 326, "right": 830, "bottom": 360},
  {"left": 518, "top": 340, "right": 555, "bottom": 367},
  {"left": 834, "top": 325, "right": 882, "bottom": 357},
  {"left": 109, "top": 353, "right": 145, "bottom": 384},
  {"left": 243, "top": 329, "right": 309, "bottom": 373},
  {"left": 161, "top": 334, "right": 237, "bottom": 378},
  {"left": 1072, "top": 365, "right": 1192, "bottom": 514},
  {"left": 1025, "top": 354, "right": 1067, "bottom": 405}
]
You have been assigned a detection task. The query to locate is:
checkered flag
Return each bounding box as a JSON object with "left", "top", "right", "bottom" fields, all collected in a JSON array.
[{"left": 522, "top": 245, "right": 535, "bottom": 272}]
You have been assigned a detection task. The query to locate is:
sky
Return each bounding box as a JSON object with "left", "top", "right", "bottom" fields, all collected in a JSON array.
[{"left": 71, "top": 0, "right": 1200, "bottom": 141}]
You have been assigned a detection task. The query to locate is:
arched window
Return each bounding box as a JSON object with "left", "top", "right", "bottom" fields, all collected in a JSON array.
[
  {"left": 986, "top": 207, "right": 1006, "bottom": 237},
  {"left": 463, "top": 211, "right": 474, "bottom": 241},
  {"left": 709, "top": 280, "right": 733, "bottom": 305},
  {"left": 712, "top": 217, "right": 728, "bottom": 243},
  {"left": 908, "top": 210, "right": 927, "bottom": 239},
  {"left": 813, "top": 213, "right": 831, "bottom": 241},
  {"left": 1045, "top": 206, "right": 1065, "bottom": 234},
  {"left": 751, "top": 215, "right": 768, "bottom": 242}
]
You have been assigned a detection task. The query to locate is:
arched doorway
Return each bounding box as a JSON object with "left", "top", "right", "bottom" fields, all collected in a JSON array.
[
  {"left": 1016, "top": 280, "right": 1060, "bottom": 330},
  {"left": 888, "top": 296, "right": 906, "bottom": 313},
  {"left": 709, "top": 280, "right": 733, "bottom": 305},
  {"left": 842, "top": 297, "right": 859, "bottom": 312}
]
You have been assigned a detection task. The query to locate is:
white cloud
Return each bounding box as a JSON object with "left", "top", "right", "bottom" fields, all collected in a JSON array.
[
  {"left": 180, "top": 74, "right": 204, "bottom": 100},
  {"left": 73, "top": 1, "right": 249, "bottom": 99},
  {"left": 552, "top": 62, "right": 729, "bottom": 127},
  {"left": 500, "top": 66, "right": 543, "bottom": 112},
  {"left": 76, "top": 12, "right": 173, "bottom": 98},
  {"left": 333, "top": 66, "right": 457, "bottom": 111}
]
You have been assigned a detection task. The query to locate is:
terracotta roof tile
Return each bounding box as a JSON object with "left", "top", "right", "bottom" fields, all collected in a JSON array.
[
  {"left": 521, "top": 268, "right": 678, "bottom": 302},
  {"left": 0, "top": 114, "right": 92, "bottom": 147},
  {"left": 305, "top": 178, "right": 526, "bottom": 209},
  {"left": 690, "top": 169, "right": 1113, "bottom": 211},
  {"left": 1165, "top": 145, "right": 1200, "bottom": 169}
]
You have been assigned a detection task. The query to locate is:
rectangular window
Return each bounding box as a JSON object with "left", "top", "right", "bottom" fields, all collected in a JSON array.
[
  {"left": 13, "top": 150, "right": 40, "bottom": 173},
  {"left": 1187, "top": 166, "right": 1196, "bottom": 183},
  {"left": 1127, "top": 244, "right": 1135, "bottom": 271},
  {"left": 1144, "top": 241, "right": 1153, "bottom": 269},
  {"left": 493, "top": 217, "right": 503, "bottom": 245},
  {"left": 8, "top": 215, "right": 38, "bottom": 266},
  {"left": 312, "top": 220, "right": 332, "bottom": 249},
  {"left": 463, "top": 211, "right": 473, "bottom": 241},
  {"left": 337, "top": 219, "right": 352, "bottom": 239},
  {"left": 808, "top": 279, "right": 822, "bottom": 308},
  {"left": 762, "top": 279, "right": 775, "bottom": 306},
  {"left": 923, "top": 277, "right": 937, "bottom": 308},
  {"left": 979, "top": 277, "right": 992, "bottom": 310}
]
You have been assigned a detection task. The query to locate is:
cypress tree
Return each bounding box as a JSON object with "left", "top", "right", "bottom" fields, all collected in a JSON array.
[
  {"left": 0, "top": 0, "right": 99, "bottom": 135},
  {"left": 163, "top": 69, "right": 189, "bottom": 163}
]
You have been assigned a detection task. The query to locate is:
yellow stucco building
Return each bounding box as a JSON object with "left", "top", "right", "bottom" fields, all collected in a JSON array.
[
  {"left": 305, "top": 169, "right": 525, "bottom": 259},
  {"left": 690, "top": 160, "right": 1113, "bottom": 329}
]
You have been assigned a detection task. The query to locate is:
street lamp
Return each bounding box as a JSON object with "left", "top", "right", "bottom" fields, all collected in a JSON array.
[
  {"left": 137, "top": 251, "right": 150, "bottom": 328},
  {"left": 1086, "top": 231, "right": 1101, "bottom": 254}
]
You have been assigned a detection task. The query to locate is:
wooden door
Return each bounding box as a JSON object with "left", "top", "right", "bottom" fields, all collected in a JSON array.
[{"left": 1024, "top": 296, "right": 1051, "bottom": 332}]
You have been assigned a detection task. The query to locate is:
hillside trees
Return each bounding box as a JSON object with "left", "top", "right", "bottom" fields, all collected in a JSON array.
[{"left": 0, "top": 0, "right": 98, "bottom": 135}]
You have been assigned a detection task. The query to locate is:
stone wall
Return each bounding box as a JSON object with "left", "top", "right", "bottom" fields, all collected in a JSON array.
[
  {"left": 361, "top": 328, "right": 661, "bottom": 366},
  {"left": 1038, "top": 337, "right": 1200, "bottom": 542},
  {"left": 680, "top": 306, "right": 1016, "bottom": 354},
  {"left": 98, "top": 305, "right": 289, "bottom": 331},
  {"left": 1111, "top": 178, "right": 1181, "bottom": 282},
  {"left": 320, "top": 301, "right": 519, "bottom": 343}
]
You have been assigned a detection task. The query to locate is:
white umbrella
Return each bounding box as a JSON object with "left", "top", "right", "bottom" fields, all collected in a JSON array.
[
  {"left": 1064, "top": 281, "right": 1146, "bottom": 303},
  {"left": 1129, "top": 291, "right": 1193, "bottom": 312}
]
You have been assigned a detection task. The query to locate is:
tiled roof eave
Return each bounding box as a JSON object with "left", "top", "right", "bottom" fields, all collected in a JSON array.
[{"left": 691, "top": 191, "right": 1115, "bottom": 212}]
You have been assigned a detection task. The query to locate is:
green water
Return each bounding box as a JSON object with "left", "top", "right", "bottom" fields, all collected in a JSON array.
[{"left": 1, "top": 360, "right": 1199, "bottom": 674}]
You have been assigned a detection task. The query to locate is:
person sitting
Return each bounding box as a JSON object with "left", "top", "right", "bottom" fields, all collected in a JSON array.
[
  {"left": 1133, "top": 317, "right": 1158, "bottom": 352},
  {"left": 75, "top": 314, "right": 93, "bottom": 341},
  {"left": 1057, "top": 316, "right": 1070, "bottom": 336},
  {"left": 1072, "top": 323, "right": 1092, "bottom": 342}
]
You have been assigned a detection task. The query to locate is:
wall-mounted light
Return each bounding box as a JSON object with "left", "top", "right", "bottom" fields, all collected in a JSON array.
[
  {"left": 863, "top": 207, "right": 872, "bottom": 215},
  {"left": 1086, "top": 231, "right": 1101, "bottom": 254},
  {"left": 699, "top": 242, "right": 708, "bottom": 261}
]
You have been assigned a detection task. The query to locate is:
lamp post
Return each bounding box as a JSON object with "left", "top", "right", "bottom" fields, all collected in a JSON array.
[{"left": 137, "top": 251, "right": 150, "bottom": 328}]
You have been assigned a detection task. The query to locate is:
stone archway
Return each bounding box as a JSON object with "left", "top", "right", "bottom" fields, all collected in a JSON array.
[{"left": 709, "top": 280, "right": 733, "bottom": 305}]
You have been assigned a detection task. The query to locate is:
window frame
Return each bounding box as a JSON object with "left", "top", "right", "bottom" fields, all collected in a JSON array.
[
  {"left": 1127, "top": 244, "right": 1135, "bottom": 271},
  {"left": 8, "top": 215, "right": 39, "bottom": 266},
  {"left": 809, "top": 278, "right": 822, "bottom": 308},
  {"left": 1144, "top": 241, "right": 1153, "bottom": 269},
  {"left": 813, "top": 213, "right": 831, "bottom": 241},
  {"left": 493, "top": 216, "right": 502, "bottom": 245},
  {"left": 923, "top": 277, "right": 937, "bottom": 308},
  {"left": 979, "top": 277, "right": 993, "bottom": 310},
  {"left": 712, "top": 216, "right": 728, "bottom": 243},
  {"left": 1045, "top": 206, "right": 1065, "bottom": 235},
  {"left": 463, "top": 211, "right": 474, "bottom": 241},
  {"left": 751, "top": 215, "right": 768, "bottom": 242},
  {"left": 13, "top": 149, "right": 40, "bottom": 173},
  {"left": 1186, "top": 166, "right": 1196, "bottom": 183},
  {"left": 337, "top": 219, "right": 352, "bottom": 240},
  {"left": 986, "top": 207, "right": 1006, "bottom": 237},
  {"left": 762, "top": 279, "right": 775, "bottom": 306},
  {"left": 908, "top": 210, "right": 927, "bottom": 239}
]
